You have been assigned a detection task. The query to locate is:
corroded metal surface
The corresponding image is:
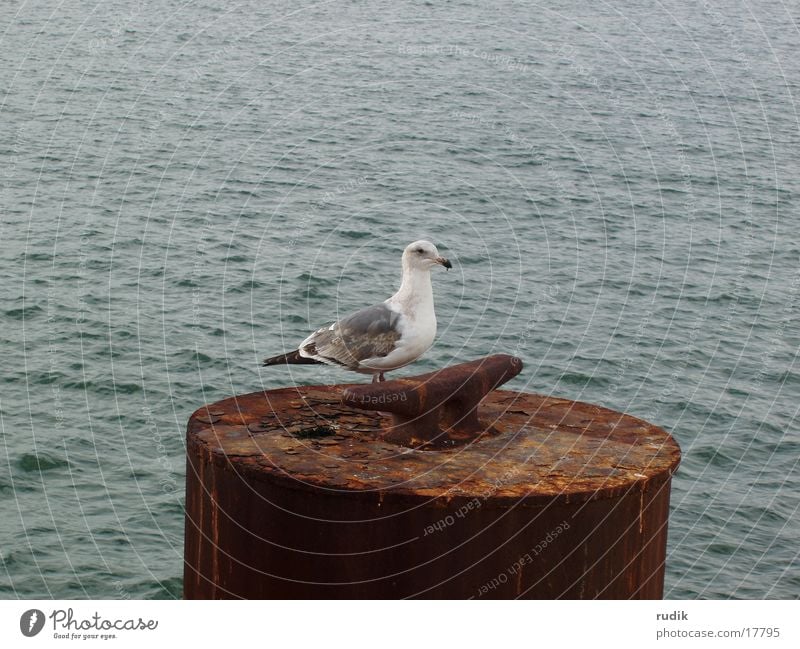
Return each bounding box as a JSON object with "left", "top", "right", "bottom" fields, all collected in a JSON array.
[
  {"left": 184, "top": 367, "right": 681, "bottom": 599},
  {"left": 186, "top": 386, "right": 679, "bottom": 507},
  {"left": 341, "top": 354, "right": 523, "bottom": 447}
]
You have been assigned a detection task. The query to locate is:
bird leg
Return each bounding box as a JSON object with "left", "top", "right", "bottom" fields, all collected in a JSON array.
[{"left": 371, "top": 372, "right": 386, "bottom": 384}]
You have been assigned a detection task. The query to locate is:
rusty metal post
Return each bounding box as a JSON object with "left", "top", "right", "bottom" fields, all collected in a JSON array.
[{"left": 184, "top": 354, "right": 680, "bottom": 599}]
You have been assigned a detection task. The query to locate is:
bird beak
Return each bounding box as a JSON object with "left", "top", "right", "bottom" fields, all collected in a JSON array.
[{"left": 437, "top": 256, "right": 452, "bottom": 270}]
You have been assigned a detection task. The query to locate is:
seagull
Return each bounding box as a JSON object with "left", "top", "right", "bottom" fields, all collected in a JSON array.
[{"left": 262, "top": 240, "right": 452, "bottom": 383}]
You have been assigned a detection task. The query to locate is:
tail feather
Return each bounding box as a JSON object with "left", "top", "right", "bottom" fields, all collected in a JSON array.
[{"left": 262, "top": 349, "right": 322, "bottom": 367}]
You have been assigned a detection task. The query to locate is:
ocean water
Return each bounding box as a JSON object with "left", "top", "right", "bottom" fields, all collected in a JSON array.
[{"left": 1, "top": 0, "right": 798, "bottom": 599}]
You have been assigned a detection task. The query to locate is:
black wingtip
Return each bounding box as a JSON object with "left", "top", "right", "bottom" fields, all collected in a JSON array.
[{"left": 262, "top": 350, "right": 323, "bottom": 366}]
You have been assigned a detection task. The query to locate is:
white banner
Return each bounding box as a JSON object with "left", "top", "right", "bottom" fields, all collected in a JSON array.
[{"left": 0, "top": 600, "right": 796, "bottom": 648}]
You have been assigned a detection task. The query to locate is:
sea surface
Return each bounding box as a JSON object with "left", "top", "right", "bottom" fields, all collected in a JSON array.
[{"left": 1, "top": 0, "right": 798, "bottom": 599}]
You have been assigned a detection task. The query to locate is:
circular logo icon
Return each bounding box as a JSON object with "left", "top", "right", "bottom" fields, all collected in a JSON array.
[{"left": 20, "top": 609, "right": 45, "bottom": 637}]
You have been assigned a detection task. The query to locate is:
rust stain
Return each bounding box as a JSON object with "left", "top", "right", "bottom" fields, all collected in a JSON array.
[{"left": 186, "top": 381, "right": 681, "bottom": 508}]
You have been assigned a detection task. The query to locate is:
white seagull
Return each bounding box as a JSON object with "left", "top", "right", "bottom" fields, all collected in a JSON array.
[{"left": 262, "top": 240, "right": 452, "bottom": 382}]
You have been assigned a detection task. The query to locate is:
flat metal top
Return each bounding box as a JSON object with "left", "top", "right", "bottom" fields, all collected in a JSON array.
[{"left": 187, "top": 386, "right": 681, "bottom": 507}]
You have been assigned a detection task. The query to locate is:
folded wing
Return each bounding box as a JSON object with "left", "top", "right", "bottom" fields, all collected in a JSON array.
[{"left": 300, "top": 303, "right": 403, "bottom": 370}]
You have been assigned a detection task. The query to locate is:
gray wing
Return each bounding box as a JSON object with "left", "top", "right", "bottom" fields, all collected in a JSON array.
[{"left": 299, "top": 303, "right": 402, "bottom": 369}]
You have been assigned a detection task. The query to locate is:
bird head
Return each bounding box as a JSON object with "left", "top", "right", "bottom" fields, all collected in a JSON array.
[{"left": 403, "top": 240, "right": 452, "bottom": 271}]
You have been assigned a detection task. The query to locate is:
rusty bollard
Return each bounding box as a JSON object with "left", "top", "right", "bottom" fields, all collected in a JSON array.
[
  {"left": 342, "top": 354, "right": 523, "bottom": 447},
  {"left": 184, "top": 354, "right": 681, "bottom": 599}
]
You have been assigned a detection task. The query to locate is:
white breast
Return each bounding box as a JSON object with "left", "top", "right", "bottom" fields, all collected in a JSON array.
[{"left": 357, "top": 287, "right": 437, "bottom": 372}]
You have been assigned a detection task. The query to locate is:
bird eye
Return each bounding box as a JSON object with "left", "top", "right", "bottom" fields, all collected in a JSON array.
[{"left": 416, "top": 248, "right": 424, "bottom": 254}]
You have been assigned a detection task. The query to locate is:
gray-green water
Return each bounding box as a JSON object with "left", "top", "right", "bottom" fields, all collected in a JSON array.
[{"left": 1, "top": 0, "right": 798, "bottom": 599}]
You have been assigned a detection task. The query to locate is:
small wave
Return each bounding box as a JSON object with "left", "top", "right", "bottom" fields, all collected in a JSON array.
[
  {"left": 16, "top": 453, "right": 71, "bottom": 472},
  {"left": 295, "top": 285, "right": 333, "bottom": 300},
  {"left": 145, "top": 575, "right": 183, "bottom": 599},
  {"left": 61, "top": 380, "right": 143, "bottom": 395},
  {"left": 557, "top": 371, "right": 611, "bottom": 389},
  {"left": 5, "top": 304, "right": 44, "bottom": 320},
  {"left": 338, "top": 229, "right": 372, "bottom": 240},
  {"left": 296, "top": 271, "right": 336, "bottom": 286},
  {"left": 94, "top": 528, "right": 132, "bottom": 546},
  {"left": 17, "top": 252, "right": 53, "bottom": 262},
  {"left": 691, "top": 444, "right": 740, "bottom": 469},
  {"left": 191, "top": 350, "right": 214, "bottom": 363},
  {"left": 284, "top": 313, "right": 310, "bottom": 324},
  {"left": 225, "top": 254, "right": 249, "bottom": 264}
]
